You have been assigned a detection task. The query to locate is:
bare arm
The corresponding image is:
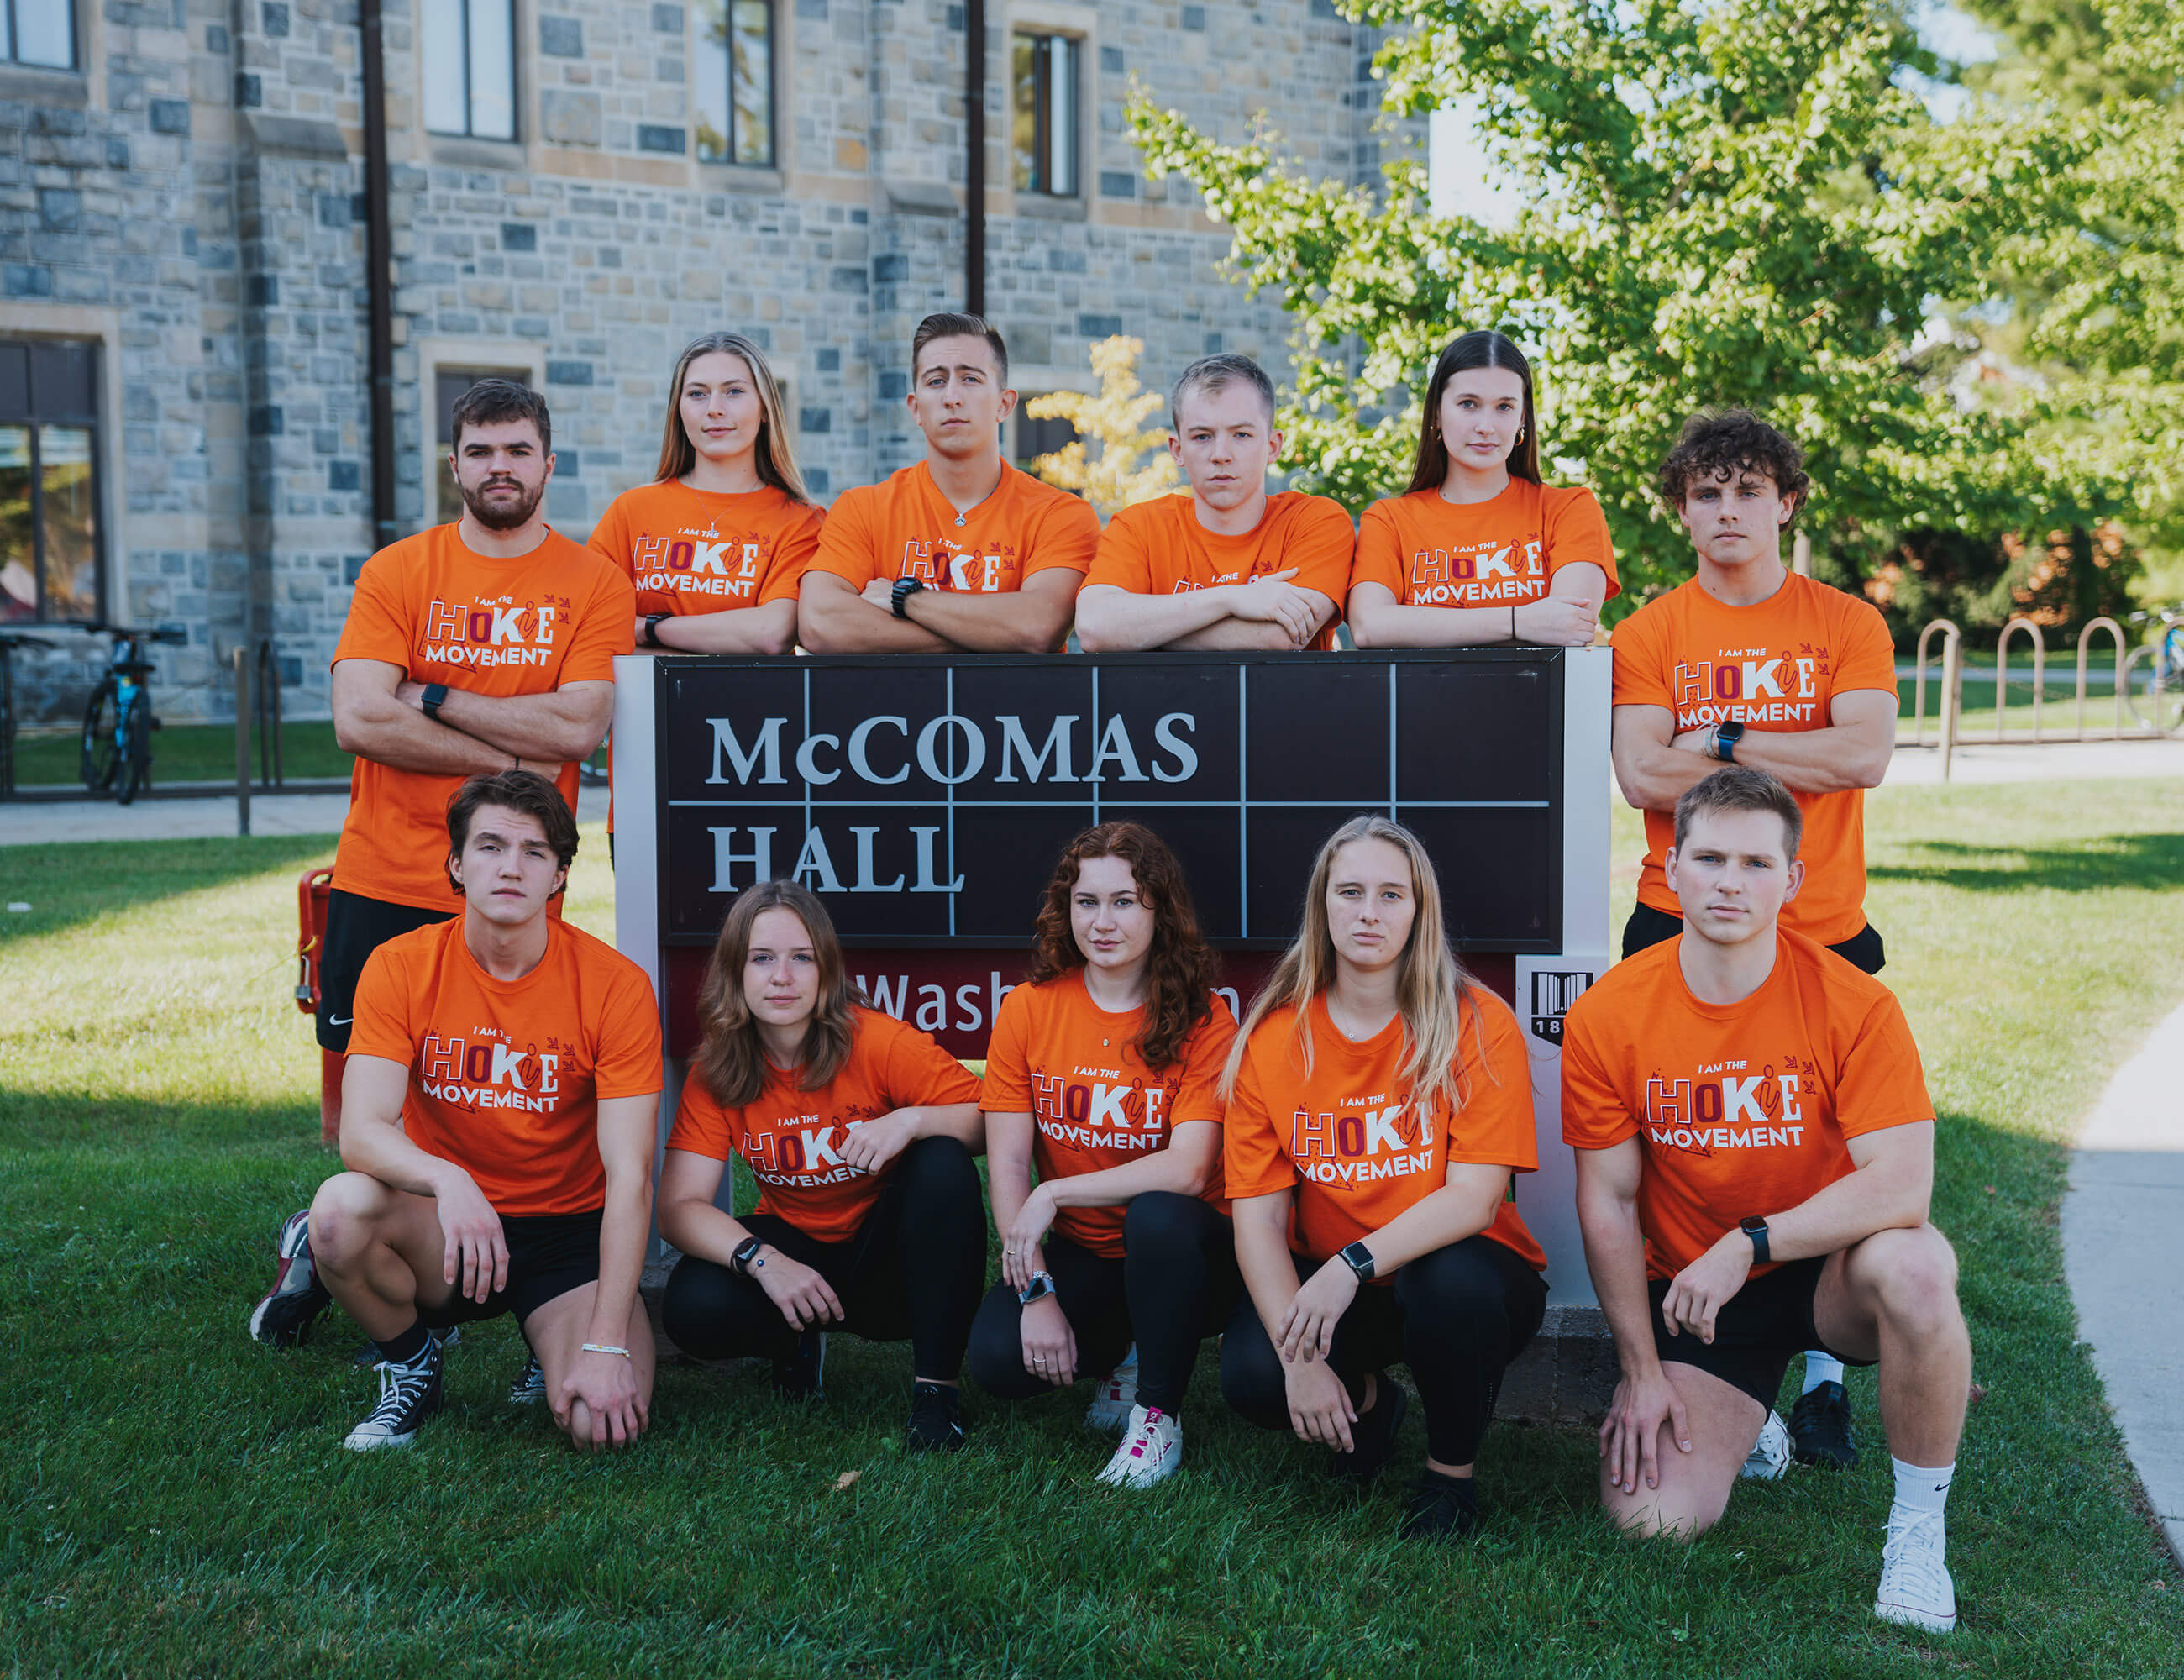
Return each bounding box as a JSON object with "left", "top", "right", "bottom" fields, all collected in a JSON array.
[
  {"left": 1614, "top": 690, "right": 1896, "bottom": 813},
  {"left": 418, "top": 679, "right": 615, "bottom": 764},
  {"left": 332, "top": 659, "right": 540, "bottom": 776},
  {"left": 799, "top": 570, "right": 950, "bottom": 654},
  {"left": 339, "top": 1051, "right": 508, "bottom": 1305},
  {"left": 1231, "top": 1188, "right": 1305, "bottom": 1335},
  {"left": 1578, "top": 1137, "right": 1695, "bottom": 1493},
  {"left": 655, "top": 1147, "right": 756, "bottom": 1266},
  {"left": 646, "top": 598, "right": 799, "bottom": 656},
  {"left": 895, "top": 565, "right": 1081, "bottom": 653},
  {"left": 585, "top": 1093, "right": 659, "bottom": 1350},
  {"left": 1041, "top": 1119, "right": 1220, "bottom": 1208},
  {"left": 1347, "top": 565, "right": 1604, "bottom": 650}
]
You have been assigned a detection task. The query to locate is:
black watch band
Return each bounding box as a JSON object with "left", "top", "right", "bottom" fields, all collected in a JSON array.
[
  {"left": 891, "top": 575, "right": 926, "bottom": 619},
  {"left": 731, "top": 1236, "right": 766, "bottom": 1277},
  {"left": 643, "top": 612, "right": 670, "bottom": 649},
  {"left": 1339, "top": 1240, "right": 1377, "bottom": 1283},
  {"left": 1740, "top": 1216, "right": 1770, "bottom": 1266},
  {"left": 420, "top": 682, "right": 449, "bottom": 724}
]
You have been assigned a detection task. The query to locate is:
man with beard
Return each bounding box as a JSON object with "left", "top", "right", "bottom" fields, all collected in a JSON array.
[{"left": 251, "top": 379, "right": 635, "bottom": 1351}]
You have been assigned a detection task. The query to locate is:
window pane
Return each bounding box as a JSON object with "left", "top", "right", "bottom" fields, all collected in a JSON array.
[
  {"left": 730, "top": 0, "right": 772, "bottom": 165},
  {"left": 1049, "top": 38, "right": 1076, "bottom": 196},
  {"left": 437, "top": 368, "right": 528, "bottom": 526},
  {"left": 1012, "top": 34, "right": 1038, "bottom": 192},
  {"left": 422, "top": 3, "right": 468, "bottom": 134},
  {"left": 695, "top": 0, "right": 731, "bottom": 163},
  {"left": 16, "top": 0, "right": 73, "bottom": 70},
  {"left": 0, "top": 428, "right": 32, "bottom": 622},
  {"left": 467, "top": 0, "right": 516, "bottom": 141},
  {"left": 39, "top": 425, "right": 95, "bottom": 620}
]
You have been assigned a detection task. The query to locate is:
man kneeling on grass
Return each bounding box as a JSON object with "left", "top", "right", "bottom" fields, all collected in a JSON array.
[
  {"left": 259, "top": 770, "right": 664, "bottom": 1452},
  {"left": 1562, "top": 766, "right": 1971, "bottom": 1634}
]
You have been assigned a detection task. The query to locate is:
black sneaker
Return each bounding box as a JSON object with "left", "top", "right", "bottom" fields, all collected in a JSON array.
[
  {"left": 1399, "top": 1470, "right": 1480, "bottom": 1541},
  {"left": 905, "top": 1381, "right": 965, "bottom": 1453},
  {"left": 1329, "top": 1374, "right": 1409, "bottom": 1484},
  {"left": 772, "top": 1330, "right": 827, "bottom": 1401},
  {"left": 248, "top": 1209, "right": 331, "bottom": 1347},
  {"left": 342, "top": 1337, "right": 444, "bottom": 1452},
  {"left": 1789, "top": 1379, "right": 1858, "bottom": 1469},
  {"left": 507, "top": 1352, "right": 545, "bottom": 1405}
]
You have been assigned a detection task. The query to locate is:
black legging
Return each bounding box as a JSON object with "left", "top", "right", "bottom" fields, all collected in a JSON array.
[
  {"left": 1221, "top": 1234, "right": 1546, "bottom": 1467},
  {"left": 661, "top": 1135, "right": 985, "bottom": 1381},
  {"left": 966, "top": 1190, "right": 1241, "bottom": 1413}
]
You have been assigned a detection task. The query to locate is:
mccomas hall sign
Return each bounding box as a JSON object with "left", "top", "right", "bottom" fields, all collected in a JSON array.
[{"left": 638, "top": 652, "right": 1577, "bottom": 953}]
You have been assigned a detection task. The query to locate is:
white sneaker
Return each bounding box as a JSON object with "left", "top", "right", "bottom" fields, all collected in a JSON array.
[
  {"left": 1874, "top": 1510, "right": 1957, "bottom": 1634},
  {"left": 1095, "top": 1404, "right": 1181, "bottom": 1488},
  {"left": 342, "top": 1340, "right": 444, "bottom": 1452},
  {"left": 1084, "top": 1344, "right": 1139, "bottom": 1435},
  {"left": 1739, "top": 1410, "right": 1791, "bottom": 1480}
]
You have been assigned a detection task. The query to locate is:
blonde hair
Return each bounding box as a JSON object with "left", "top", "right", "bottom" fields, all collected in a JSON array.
[
  {"left": 691, "top": 881, "right": 861, "bottom": 1108},
  {"left": 654, "top": 331, "right": 810, "bottom": 501},
  {"left": 1221, "top": 816, "right": 1492, "bottom": 1122}
]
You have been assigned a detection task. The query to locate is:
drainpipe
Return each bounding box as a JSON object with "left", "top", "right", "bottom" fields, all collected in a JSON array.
[
  {"left": 360, "top": 0, "right": 397, "bottom": 551},
  {"left": 965, "top": 0, "right": 985, "bottom": 316}
]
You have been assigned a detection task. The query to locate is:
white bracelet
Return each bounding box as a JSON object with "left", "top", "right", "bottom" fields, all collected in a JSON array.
[{"left": 580, "top": 1342, "right": 632, "bottom": 1360}]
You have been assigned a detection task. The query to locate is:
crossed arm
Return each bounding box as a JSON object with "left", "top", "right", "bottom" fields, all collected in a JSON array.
[
  {"left": 639, "top": 598, "right": 798, "bottom": 655},
  {"left": 797, "top": 569, "right": 1079, "bottom": 654},
  {"left": 1074, "top": 575, "right": 1335, "bottom": 653},
  {"left": 1347, "top": 562, "right": 1607, "bottom": 650},
  {"left": 331, "top": 658, "right": 613, "bottom": 775},
  {"left": 1611, "top": 689, "right": 1897, "bottom": 812}
]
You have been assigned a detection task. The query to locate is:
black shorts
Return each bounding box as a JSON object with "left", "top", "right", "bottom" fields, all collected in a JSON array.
[
  {"left": 1621, "top": 902, "right": 1885, "bottom": 976},
  {"left": 316, "top": 889, "right": 454, "bottom": 1052},
  {"left": 1646, "top": 1256, "right": 1872, "bottom": 1409},
  {"left": 418, "top": 1208, "right": 604, "bottom": 1331}
]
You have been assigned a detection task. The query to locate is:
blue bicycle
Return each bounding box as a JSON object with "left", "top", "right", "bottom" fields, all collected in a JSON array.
[
  {"left": 2124, "top": 607, "right": 2184, "bottom": 736},
  {"left": 80, "top": 623, "right": 186, "bottom": 804}
]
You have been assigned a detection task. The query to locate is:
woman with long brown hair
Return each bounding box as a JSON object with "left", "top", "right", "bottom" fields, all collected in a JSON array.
[
  {"left": 1347, "top": 328, "right": 1618, "bottom": 649},
  {"left": 1219, "top": 816, "right": 1549, "bottom": 1540},
  {"left": 658, "top": 880, "right": 988, "bottom": 1452},
  {"left": 966, "top": 822, "right": 1242, "bottom": 1488}
]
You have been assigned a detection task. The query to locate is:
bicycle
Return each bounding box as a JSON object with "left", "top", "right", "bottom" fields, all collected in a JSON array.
[
  {"left": 79, "top": 623, "right": 187, "bottom": 804},
  {"left": 0, "top": 627, "right": 57, "bottom": 799},
  {"left": 2122, "top": 607, "right": 2184, "bottom": 736}
]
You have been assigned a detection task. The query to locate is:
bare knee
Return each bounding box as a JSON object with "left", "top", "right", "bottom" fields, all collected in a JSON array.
[
  {"left": 1851, "top": 1226, "right": 1961, "bottom": 1335},
  {"left": 1600, "top": 1483, "right": 1724, "bottom": 1542},
  {"left": 308, "top": 1173, "right": 393, "bottom": 1266}
]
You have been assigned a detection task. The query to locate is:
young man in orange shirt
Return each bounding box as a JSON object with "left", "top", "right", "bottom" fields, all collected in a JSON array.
[
  {"left": 1608, "top": 409, "right": 1899, "bottom": 1464},
  {"left": 1074, "top": 354, "right": 1352, "bottom": 652},
  {"left": 798, "top": 313, "right": 1100, "bottom": 653},
  {"left": 281, "top": 772, "right": 664, "bottom": 1452},
  {"left": 1563, "top": 768, "right": 1969, "bottom": 1635}
]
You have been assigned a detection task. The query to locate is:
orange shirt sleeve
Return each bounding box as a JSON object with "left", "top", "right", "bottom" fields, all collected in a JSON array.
[
  {"left": 758, "top": 502, "right": 825, "bottom": 606},
  {"left": 592, "top": 962, "right": 664, "bottom": 1100},
  {"left": 1284, "top": 495, "right": 1358, "bottom": 605},
  {"left": 1085, "top": 501, "right": 1158, "bottom": 594},
  {"left": 1352, "top": 498, "right": 1405, "bottom": 598},
  {"left": 1832, "top": 596, "right": 1898, "bottom": 697},
  {"left": 880, "top": 1019, "right": 981, "bottom": 1109},
  {"left": 563, "top": 562, "right": 638, "bottom": 683},
  {"left": 808, "top": 486, "right": 879, "bottom": 588},
  {"left": 1169, "top": 1000, "right": 1239, "bottom": 1129},
  {"left": 331, "top": 551, "right": 416, "bottom": 669},
  {"left": 1544, "top": 487, "right": 1620, "bottom": 603},
  {"left": 1024, "top": 491, "right": 1102, "bottom": 580},
  {"left": 979, "top": 984, "right": 1035, "bottom": 1113},
  {"left": 666, "top": 1072, "right": 743, "bottom": 1162},
  {"left": 345, "top": 941, "right": 415, "bottom": 1066},
  {"left": 1447, "top": 995, "right": 1541, "bottom": 1173},
  {"left": 1558, "top": 996, "right": 1639, "bottom": 1150},
  {"left": 586, "top": 493, "right": 635, "bottom": 579},
  {"left": 1223, "top": 1031, "right": 1299, "bottom": 1200},
  {"left": 1609, "top": 596, "right": 1673, "bottom": 711},
  {"left": 1834, "top": 988, "right": 1935, "bottom": 1138}
]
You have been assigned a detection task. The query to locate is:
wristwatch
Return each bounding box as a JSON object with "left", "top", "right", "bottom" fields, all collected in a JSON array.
[
  {"left": 642, "top": 612, "right": 670, "bottom": 649},
  {"left": 1710, "top": 719, "right": 1746, "bottom": 763},
  {"left": 419, "top": 682, "right": 449, "bottom": 724},
  {"left": 730, "top": 1235, "right": 767, "bottom": 1277},
  {"left": 1740, "top": 1215, "right": 1771, "bottom": 1266},
  {"left": 1338, "top": 1240, "right": 1377, "bottom": 1283},
  {"left": 1017, "top": 1270, "right": 1056, "bottom": 1307},
  {"left": 891, "top": 575, "right": 927, "bottom": 619}
]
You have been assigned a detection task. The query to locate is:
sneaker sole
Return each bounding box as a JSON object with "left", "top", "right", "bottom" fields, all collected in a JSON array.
[
  {"left": 341, "top": 1430, "right": 422, "bottom": 1453},
  {"left": 248, "top": 1212, "right": 328, "bottom": 1347},
  {"left": 1875, "top": 1600, "right": 1956, "bottom": 1635}
]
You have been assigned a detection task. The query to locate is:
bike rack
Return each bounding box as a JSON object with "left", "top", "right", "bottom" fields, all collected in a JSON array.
[
  {"left": 1912, "top": 618, "right": 1961, "bottom": 748},
  {"left": 1993, "top": 617, "right": 2045, "bottom": 743},
  {"left": 2076, "top": 617, "right": 2126, "bottom": 742},
  {"left": 254, "top": 638, "right": 284, "bottom": 789}
]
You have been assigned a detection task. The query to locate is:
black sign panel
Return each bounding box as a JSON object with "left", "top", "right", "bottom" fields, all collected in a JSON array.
[{"left": 654, "top": 651, "right": 1562, "bottom": 952}]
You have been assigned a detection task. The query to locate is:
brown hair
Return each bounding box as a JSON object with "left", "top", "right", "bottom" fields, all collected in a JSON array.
[
  {"left": 1026, "top": 822, "right": 1221, "bottom": 1072},
  {"left": 1672, "top": 765, "right": 1804, "bottom": 861},
  {"left": 1656, "top": 408, "right": 1810, "bottom": 524},
  {"left": 1405, "top": 330, "right": 1540, "bottom": 494},
  {"left": 652, "top": 331, "right": 810, "bottom": 501},
  {"left": 691, "top": 880, "right": 863, "bottom": 1109},
  {"left": 1170, "top": 352, "right": 1276, "bottom": 433},
  {"left": 444, "top": 769, "right": 578, "bottom": 899},
  {"left": 912, "top": 312, "right": 1009, "bottom": 385},
  {"left": 449, "top": 377, "right": 552, "bottom": 455}
]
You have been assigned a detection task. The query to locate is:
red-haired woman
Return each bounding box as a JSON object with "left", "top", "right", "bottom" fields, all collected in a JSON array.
[
  {"left": 658, "top": 880, "right": 987, "bottom": 1452},
  {"left": 966, "top": 822, "right": 1241, "bottom": 1487}
]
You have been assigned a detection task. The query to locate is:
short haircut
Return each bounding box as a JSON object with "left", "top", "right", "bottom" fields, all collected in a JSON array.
[
  {"left": 1170, "top": 353, "right": 1276, "bottom": 433},
  {"left": 450, "top": 377, "right": 552, "bottom": 456},
  {"left": 911, "top": 312, "right": 1008, "bottom": 385},
  {"left": 1672, "top": 765, "right": 1803, "bottom": 862},
  {"left": 1656, "top": 407, "right": 1809, "bottom": 523},
  {"left": 444, "top": 769, "right": 579, "bottom": 898}
]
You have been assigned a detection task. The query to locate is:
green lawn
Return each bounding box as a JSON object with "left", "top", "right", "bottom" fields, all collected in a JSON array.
[
  {"left": 3, "top": 787, "right": 2182, "bottom": 1677},
  {"left": 9, "top": 718, "right": 357, "bottom": 790}
]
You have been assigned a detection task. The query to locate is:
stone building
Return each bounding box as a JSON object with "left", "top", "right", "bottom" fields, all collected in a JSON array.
[{"left": 0, "top": 0, "right": 1412, "bottom": 726}]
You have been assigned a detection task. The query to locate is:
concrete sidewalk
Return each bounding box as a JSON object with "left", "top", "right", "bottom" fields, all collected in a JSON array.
[
  {"left": 0, "top": 779, "right": 608, "bottom": 847},
  {"left": 2063, "top": 1000, "right": 2184, "bottom": 1569}
]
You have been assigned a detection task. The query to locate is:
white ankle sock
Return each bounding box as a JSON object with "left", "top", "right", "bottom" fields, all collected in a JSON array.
[
  {"left": 1889, "top": 1456, "right": 1954, "bottom": 1523},
  {"left": 1802, "top": 1352, "right": 1845, "bottom": 1393}
]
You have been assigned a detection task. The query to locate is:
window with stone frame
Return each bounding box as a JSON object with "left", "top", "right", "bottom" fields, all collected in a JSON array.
[
  {"left": 2, "top": 0, "right": 76, "bottom": 70},
  {"left": 0, "top": 340, "right": 102, "bottom": 625},
  {"left": 433, "top": 367, "right": 533, "bottom": 528},
  {"left": 423, "top": 1, "right": 517, "bottom": 142},
  {"left": 1011, "top": 31, "right": 1080, "bottom": 197},
  {"left": 696, "top": 1, "right": 775, "bottom": 168},
  {"left": 1012, "top": 405, "right": 1079, "bottom": 479}
]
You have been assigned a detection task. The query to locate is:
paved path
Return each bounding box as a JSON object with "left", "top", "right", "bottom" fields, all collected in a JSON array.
[
  {"left": 0, "top": 780, "right": 608, "bottom": 848},
  {"left": 2063, "top": 1000, "right": 2184, "bottom": 1569}
]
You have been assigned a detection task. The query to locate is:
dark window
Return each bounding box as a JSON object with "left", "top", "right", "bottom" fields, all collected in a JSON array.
[
  {"left": 434, "top": 366, "right": 530, "bottom": 528},
  {"left": 1012, "top": 32, "right": 1079, "bottom": 197},
  {"left": 696, "top": 1, "right": 774, "bottom": 168},
  {"left": 423, "top": 1, "right": 517, "bottom": 141},
  {"left": 2, "top": 0, "right": 76, "bottom": 70},
  {"left": 1013, "top": 405, "right": 1079, "bottom": 472},
  {"left": 0, "top": 339, "right": 102, "bottom": 624}
]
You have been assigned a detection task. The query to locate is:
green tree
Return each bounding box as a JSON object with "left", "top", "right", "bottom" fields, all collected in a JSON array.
[{"left": 1126, "top": 0, "right": 2153, "bottom": 611}]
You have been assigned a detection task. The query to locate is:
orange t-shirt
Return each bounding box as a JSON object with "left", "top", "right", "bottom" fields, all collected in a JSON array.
[
  {"left": 330, "top": 523, "right": 635, "bottom": 911},
  {"left": 1352, "top": 480, "right": 1620, "bottom": 612},
  {"left": 666, "top": 1006, "right": 981, "bottom": 1244},
  {"left": 347, "top": 916, "right": 664, "bottom": 1217},
  {"left": 586, "top": 479, "right": 821, "bottom": 618},
  {"left": 807, "top": 460, "right": 1100, "bottom": 604},
  {"left": 1224, "top": 989, "right": 1546, "bottom": 1274},
  {"left": 1609, "top": 572, "right": 1898, "bottom": 946},
  {"left": 979, "top": 971, "right": 1239, "bottom": 1258},
  {"left": 1560, "top": 930, "right": 1934, "bottom": 1281},
  {"left": 1087, "top": 490, "right": 1356, "bottom": 650}
]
